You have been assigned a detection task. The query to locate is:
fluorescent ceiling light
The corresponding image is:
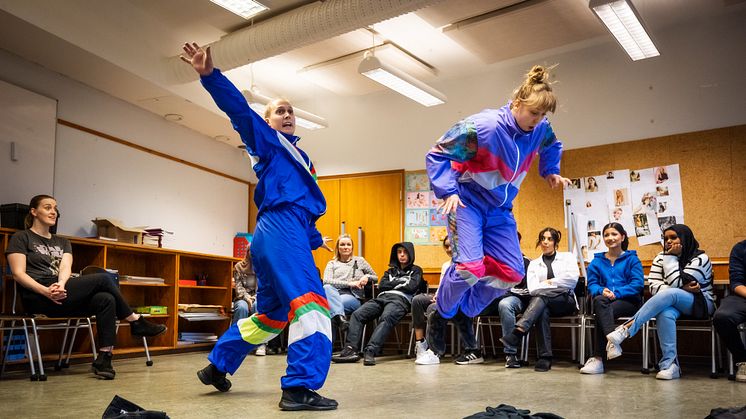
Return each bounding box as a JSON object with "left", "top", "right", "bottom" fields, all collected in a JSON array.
[
  {"left": 590, "top": 0, "right": 660, "bottom": 61},
  {"left": 242, "top": 90, "right": 328, "bottom": 130},
  {"left": 358, "top": 55, "right": 446, "bottom": 107},
  {"left": 210, "top": 0, "right": 268, "bottom": 20}
]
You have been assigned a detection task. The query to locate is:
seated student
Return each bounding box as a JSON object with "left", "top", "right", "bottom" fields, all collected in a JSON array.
[
  {"left": 414, "top": 237, "right": 483, "bottom": 365},
  {"left": 606, "top": 224, "right": 715, "bottom": 380},
  {"left": 500, "top": 227, "right": 579, "bottom": 372},
  {"left": 712, "top": 239, "right": 746, "bottom": 383},
  {"left": 580, "top": 223, "right": 644, "bottom": 374},
  {"left": 5, "top": 195, "right": 167, "bottom": 380},
  {"left": 332, "top": 242, "right": 423, "bottom": 366},
  {"left": 478, "top": 231, "right": 532, "bottom": 368},
  {"left": 323, "top": 234, "right": 377, "bottom": 331}
]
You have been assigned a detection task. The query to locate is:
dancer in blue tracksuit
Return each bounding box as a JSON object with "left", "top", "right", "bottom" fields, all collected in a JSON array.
[
  {"left": 181, "top": 42, "right": 337, "bottom": 411},
  {"left": 426, "top": 65, "right": 570, "bottom": 319}
]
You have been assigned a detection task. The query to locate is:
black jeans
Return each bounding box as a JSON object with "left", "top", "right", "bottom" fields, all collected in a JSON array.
[
  {"left": 21, "top": 273, "right": 134, "bottom": 347},
  {"left": 590, "top": 295, "right": 641, "bottom": 358},
  {"left": 344, "top": 293, "right": 409, "bottom": 354},
  {"left": 516, "top": 291, "right": 576, "bottom": 359},
  {"left": 411, "top": 293, "right": 434, "bottom": 330},
  {"left": 426, "top": 304, "right": 478, "bottom": 355},
  {"left": 712, "top": 295, "right": 746, "bottom": 363}
]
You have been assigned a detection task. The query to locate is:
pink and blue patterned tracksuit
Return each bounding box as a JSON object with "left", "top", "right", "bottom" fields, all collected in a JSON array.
[{"left": 426, "top": 103, "right": 563, "bottom": 318}]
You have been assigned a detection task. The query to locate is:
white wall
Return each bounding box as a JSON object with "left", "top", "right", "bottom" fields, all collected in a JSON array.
[
  {"left": 0, "top": 48, "right": 251, "bottom": 256},
  {"left": 298, "top": 10, "right": 746, "bottom": 176}
]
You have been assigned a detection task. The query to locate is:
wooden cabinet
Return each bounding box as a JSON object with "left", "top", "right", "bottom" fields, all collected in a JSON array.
[{"left": 0, "top": 227, "right": 237, "bottom": 360}]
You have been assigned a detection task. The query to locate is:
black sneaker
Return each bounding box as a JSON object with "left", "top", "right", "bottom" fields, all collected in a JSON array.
[
  {"left": 91, "top": 351, "right": 115, "bottom": 379},
  {"left": 332, "top": 346, "right": 360, "bottom": 363},
  {"left": 363, "top": 349, "right": 376, "bottom": 366},
  {"left": 534, "top": 357, "right": 552, "bottom": 372},
  {"left": 455, "top": 350, "right": 485, "bottom": 365},
  {"left": 505, "top": 354, "right": 522, "bottom": 368},
  {"left": 130, "top": 316, "right": 167, "bottom": 337},
  {"left": 197, "top": 363, "right": 232, "bottom": 392},
  {"left": 279, "top": 387, "right": 338, "bottom": 411}
]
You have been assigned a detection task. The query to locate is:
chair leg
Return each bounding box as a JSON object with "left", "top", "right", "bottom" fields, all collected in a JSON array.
[
  {"left": 407, "top": 327, "right": 415, "bottom": 358},
  {"left": 579, "top": 318, "right": 587, "bottom": 366},
  {"left": 488, "top": 322, "right": 496, "bottom": 357},
  {"left": 642, "top": 321, "right": 650, "bottom": 374},
  {"left": 55, "top": 319, "right": 73, "bottom": 371},
  {"left": 710, "top": 326, "right": 717, "bottom": 378},
  {"left": 143, "top": 337, "right": 153, "bottom": 366},
  {"left": 86, "top": 318, "right": 97, "bottom": 358}
]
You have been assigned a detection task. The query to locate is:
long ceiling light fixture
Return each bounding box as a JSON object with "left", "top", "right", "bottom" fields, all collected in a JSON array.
[
  {"left": 358, "top": 53, "right": 446, "bottom": 107},
  {"left": 589, "top": 0, "right": 660, "bottom": 61},
  {"left": 209, "top": 0, "right": 268, "bottom": 20},
  {"left": 242, "top": 90, "right": 329, "bottom": 130}
]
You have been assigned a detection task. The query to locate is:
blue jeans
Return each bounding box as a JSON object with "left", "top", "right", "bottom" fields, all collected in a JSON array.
[
  {"left": 627, "top": 288, "right": 695, "bottom": 370},
  {"left": 232, "top": 299, "right": 255, "bottom": 324},
  {"left": 497, "top": 295, "right": 528, "bottom": 355},
  {"left": 324, "top": 284, "right": 361, "bottom": 317}
]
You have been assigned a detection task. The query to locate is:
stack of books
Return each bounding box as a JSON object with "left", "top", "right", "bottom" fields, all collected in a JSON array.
[
  {"left": 178, "top": 332, "right": 218, "bottom": 344},
  {"left": 178, "top": 304, "right": 227, "bottom": 321},
  {"left": 142, "top": 228, "right": 173, "bottom": 248},
  {"left": 120, "top": 275, "right": 165, "bottom": 285}
]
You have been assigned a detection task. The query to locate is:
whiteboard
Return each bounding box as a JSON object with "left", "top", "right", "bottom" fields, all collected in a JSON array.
[
  {"left": 54, "top": 124, "right": 248, "bottom": 256},
  {"left": 0, "top": 79, "right": 57, "bottom": 206}
]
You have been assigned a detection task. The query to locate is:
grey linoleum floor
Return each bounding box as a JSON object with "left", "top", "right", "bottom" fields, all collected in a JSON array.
[{"left": 0, "top": 352, "right": 743, "bottom": 418}]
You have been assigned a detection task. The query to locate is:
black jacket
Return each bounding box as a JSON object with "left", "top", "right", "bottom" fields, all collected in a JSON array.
[{"left": 377, "top": 241, "right": 425, "bottom": 297}]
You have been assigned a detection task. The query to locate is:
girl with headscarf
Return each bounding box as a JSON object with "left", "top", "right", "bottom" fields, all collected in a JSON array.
[{"left": 604, "top": 224, "right": 715, "bottom": 380}]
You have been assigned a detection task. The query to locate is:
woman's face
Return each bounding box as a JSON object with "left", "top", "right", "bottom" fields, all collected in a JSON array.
[
  {"left": 512, "top": 102, "right": 546, "bottom": 132},
  {"left": 663, "top": 229, "right": 682, "bottom": 255},
  {"left": 603, "top": 227, "right": 624, "bottom": 249},
  {"left": 539, "top": 231, "right": 556, "bottom": 256},
  {"left": 613, "top": 208, "right": 622, "bottom": 220},
  {"left": 588, "top": 177, "right": 596, "bottom": 187},
  {"left": 443, "top": 239, "right": 452, "bottom": 258},
  {"left": 337, "top": 238, "right": 353, "bottom": 259},
  {"left": 265, "top": 100, "right": 296, "bottom": 135},
  {"left": 31, "top": 198, "right": 58, "bottom": 227}
]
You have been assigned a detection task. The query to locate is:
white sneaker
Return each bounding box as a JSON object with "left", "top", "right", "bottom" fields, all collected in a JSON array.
[
  {"left": 606, "top": 341, "right": 623, "bottom": 360},
  {"left": 255, "top": 344, "right": 266, "bottom": 356},
  {"left": 735, "top": 362, "right": 746, "bottom": 383},
  {"left": 414, "top": 340, "right": 428, "bottom": 358},
  {"left": 415, "top": 349, "right": 440, "bottom": 365},
  {"left": 605, "top": 326, "right": 629, "bottom": 359},
  {"left": 580, "top": 357, "right": 604, "bottom": 374},
  {"left": 656, "top": 363, "right": 681, "bottom": 380}
]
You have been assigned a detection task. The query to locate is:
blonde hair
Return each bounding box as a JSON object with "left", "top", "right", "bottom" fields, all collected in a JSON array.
[
  {"left": 510, "top": 65, "right": 557, "bottom": 113},
  {"left": 263, "top": 98, "right": 292, "bottom": 119},
  {"left": 334, "top": 234, "right": 354, "bottom": 261}
]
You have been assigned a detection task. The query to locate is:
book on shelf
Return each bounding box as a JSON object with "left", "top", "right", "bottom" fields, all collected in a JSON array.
[
  {"left": 120, "top": 275, "right": 165, "bottom": 284},
  {"left": 178, "top": 312, "right": 228, "bottom": 321},
  {"left": 178, "top": 303, "right": 224, "bottom": 313}
]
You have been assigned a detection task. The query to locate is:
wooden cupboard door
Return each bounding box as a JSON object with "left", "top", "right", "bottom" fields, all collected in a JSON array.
[
  {"left": 312, "top": 179, "right": 341, "bottom": 274},
  {"left": 340, "top": 172, "right": 403, "bottom": 277}
]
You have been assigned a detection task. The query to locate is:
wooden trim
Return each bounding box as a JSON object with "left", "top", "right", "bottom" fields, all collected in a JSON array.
[
  {"left": 318, "top": 168, "right": 404, "bottom": 180},
  {"left": 57, "top": 118, "right": 251, "bottom": 186}
]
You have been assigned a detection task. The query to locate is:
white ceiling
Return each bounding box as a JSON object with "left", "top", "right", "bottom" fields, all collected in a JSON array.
[{"left": 0, "top": 0, "right": 743, "bottom": 149}]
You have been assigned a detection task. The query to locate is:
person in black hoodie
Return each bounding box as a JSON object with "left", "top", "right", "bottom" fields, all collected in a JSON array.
[{"left": 332, "top": 242, "right": 424, "bottom": 366}]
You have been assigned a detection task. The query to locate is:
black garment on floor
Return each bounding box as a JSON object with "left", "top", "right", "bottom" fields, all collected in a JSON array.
[
  {"left": 102, "top": 395, "right": 169, "bottom": 418},
  {"left": 705, "top": 405, "right": 746, "bottom": 419},
  {"left": 463, "top": 404, "right": 564, "bottom": 419}
]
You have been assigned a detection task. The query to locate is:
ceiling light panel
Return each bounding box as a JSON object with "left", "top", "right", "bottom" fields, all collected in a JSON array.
[{"left": 209, "top": 0, "right": 268, "bottom": 20}]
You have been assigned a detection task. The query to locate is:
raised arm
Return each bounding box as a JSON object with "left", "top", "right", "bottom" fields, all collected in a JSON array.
[{"left": 425, "top": 120, "right": 476, "bottom": 214}]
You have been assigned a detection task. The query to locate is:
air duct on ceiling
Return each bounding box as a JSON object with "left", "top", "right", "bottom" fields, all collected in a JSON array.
[{"left": 166, "top": 0, "right": 444, "bottom": 84}]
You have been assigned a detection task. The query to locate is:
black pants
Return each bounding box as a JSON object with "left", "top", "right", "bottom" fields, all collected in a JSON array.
[
  {"left": 516, "top": 291, "right": 576, "bottom": 359},
  {"left": 22, "top": 273, "right": 134, "bottom": 348},
  {"left": 411, "top": 293, "right": 434, "bottom": 330},
  {"left": 712, "top": 295, "right": 746, "bottom": 364},
  {"left": 426, "top": 304, "right": 478, "bottom": 355},
  {"left": 590, "top": 295, "right": 641, "bottom": 358},
  {"left": 345, "top": 293, "right": 409, "bottom": 354}
]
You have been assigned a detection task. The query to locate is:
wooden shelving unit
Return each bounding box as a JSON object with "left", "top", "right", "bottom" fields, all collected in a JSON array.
[{"left": 0, "top": 227, "right": 237, "bottom": 360}]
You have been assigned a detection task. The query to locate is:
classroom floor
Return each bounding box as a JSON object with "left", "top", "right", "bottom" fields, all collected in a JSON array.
[{"left": 0, "top": 351, "right": 743, "bottom": 418}]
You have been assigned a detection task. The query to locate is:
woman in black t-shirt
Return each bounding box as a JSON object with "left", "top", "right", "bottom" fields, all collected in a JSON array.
[{"left": 5, "top": 195, "right": 167, "bottom": 379}]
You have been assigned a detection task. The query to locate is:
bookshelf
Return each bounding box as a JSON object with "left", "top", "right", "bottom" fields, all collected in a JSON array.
[{"left": 0, "top": 227, "right": 237, "bottom": 361}]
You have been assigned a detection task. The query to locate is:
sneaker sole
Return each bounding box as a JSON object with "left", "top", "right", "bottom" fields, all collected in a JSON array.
[
  {"left": 91, "top": 366, "right": 115, "bottom": 380},
  {"left": 197, "top": 370, "right": 231, "bottom": 392},
  {"left": 331, "top": 357, "right": 360, "bottom": 363},
  {"left": 279, "top": 401, "right": 338, "bottom": 411},
  {"left": 455, "top": 358, "right": 484, "bottom": 365},
  {"left": 505, "top": 363, "right": 522, "bottom": 368}
]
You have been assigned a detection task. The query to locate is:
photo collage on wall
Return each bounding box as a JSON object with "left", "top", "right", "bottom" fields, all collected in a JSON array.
[
  {"left": 563, "top": 164, "right": 684, "bottom": 261},
  {"left": 404, "top": 172, "right": 447, "bottom": 245}
]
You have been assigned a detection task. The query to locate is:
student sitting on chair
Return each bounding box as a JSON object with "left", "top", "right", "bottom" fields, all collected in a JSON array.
[
  {"left": 605, "top": 224, "right": 715, "bottom": 380},
  {"left": 333, "top": 242, "right": 423, "bottom": 366},
  {"left": 711, "top": 239, "right": 746, "bottom": 382},
  {"left": 322, "top": 234, "right": 377, "bottom": 333},
  {"left": 500, "top": 227, "right": 579, "bottom": 372},
  {"left": 5, "top": 195, "right": 167, "bottom": 380},
  {"left": 580, "top": 222, "right": 644, "bottom": 375}
]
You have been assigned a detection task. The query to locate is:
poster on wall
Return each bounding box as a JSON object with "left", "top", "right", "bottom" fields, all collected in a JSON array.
[
  {"left": 563, "top": 164, "right": 684, "bottom": 258},
  {"left": 405, "top": 172, "right": 446, "bottom": 245}
]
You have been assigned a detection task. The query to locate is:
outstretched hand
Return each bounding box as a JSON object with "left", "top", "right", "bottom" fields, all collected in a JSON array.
[
  {"left": 320, "top": 236, "right": 333, "bottom": 253},
  {"left": 545, "top": 174, "right": 571, "bottom": 189},
  {"left": 180, "top": 42, "right": 213, "bottom": 76}
]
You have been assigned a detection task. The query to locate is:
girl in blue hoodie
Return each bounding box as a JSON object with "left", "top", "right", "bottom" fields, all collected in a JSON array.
[{"left": 580, "top": 222, "right": 644, "bottom": 374}]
